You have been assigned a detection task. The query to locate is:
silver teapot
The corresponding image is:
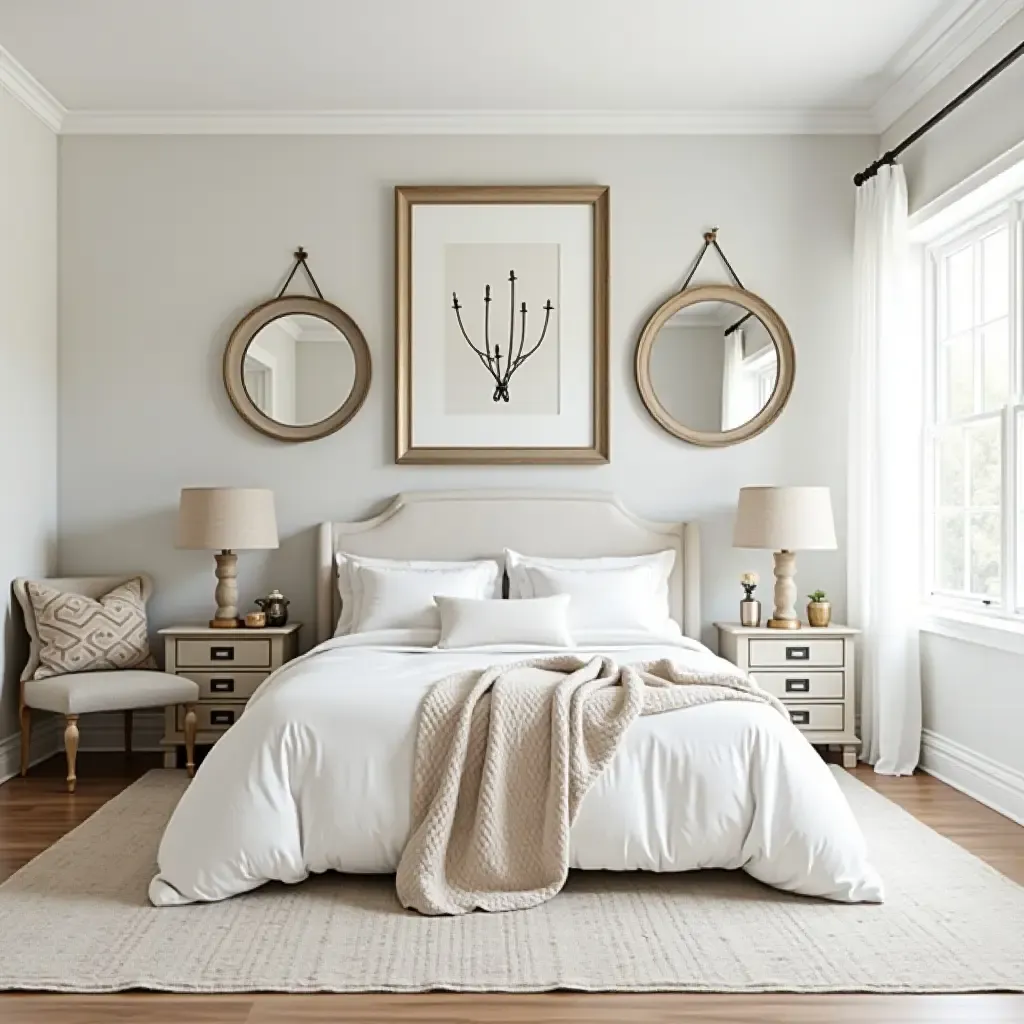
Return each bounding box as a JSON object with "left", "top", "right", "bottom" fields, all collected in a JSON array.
[{"left": 255, "top": 589, "right": 289, "bottom": 627}]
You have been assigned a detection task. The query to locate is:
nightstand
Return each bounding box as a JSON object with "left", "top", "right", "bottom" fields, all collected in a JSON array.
[
  {"left": 158, "top": 623, "right": 301, "bottom": 768},
  {"left": 715, "top": 622, "right": 861, "bottom": 768}
]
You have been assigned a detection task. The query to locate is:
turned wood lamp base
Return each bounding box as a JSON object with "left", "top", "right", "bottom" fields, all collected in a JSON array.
[
  {"left": 210, "top": 549, "right": 242, "bottom": 628},
  {"left": 767, "top": 549, "right": 802, "bottom": 630}
]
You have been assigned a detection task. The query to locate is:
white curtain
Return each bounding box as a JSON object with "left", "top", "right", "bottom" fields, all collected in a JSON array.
[
  {"left": 848, "top": 163, "right": 922, "bottom": 775},
  {"left": 721, "top": 328, "right": 746, "bottom": 431}
]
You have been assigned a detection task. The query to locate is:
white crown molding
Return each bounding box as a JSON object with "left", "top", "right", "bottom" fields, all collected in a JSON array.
[
  {"left": 59, "top": 107, "right": 876, "bottom": 136},
  {"left": 0, "top": 43, "right": 65, "bottom": 132},
  {"left": 872, "top": 0, "right": 1024, "bottom": 133},
  {"left": 273, "top": 317, "right": 301, "bottom": 340}
]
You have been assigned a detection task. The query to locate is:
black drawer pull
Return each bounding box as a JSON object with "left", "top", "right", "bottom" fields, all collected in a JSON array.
[
  {"left": 210, "top": 678, "right": 235, "bottom": 693},
  {"left": 210, "top": 646, "right": 234, "bottom": 661},
  {"left": 790, "top": 709, "right": 810, "bottom": 725},
  {"left": 786, "top": 646, "right": 810, "bottom": 661},
  {"left": 210, "top": 710, "right": 236, "bottom": 726},
  {"left": 785, "top": 678, "right": 810, "bottom": 693}
]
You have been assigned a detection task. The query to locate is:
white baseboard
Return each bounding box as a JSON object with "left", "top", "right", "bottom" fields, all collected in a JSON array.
[
  {"left": 0, "top": 709, "right": 165, "bottom": 783},
  {"left": 920, "top": 728, "right": 1024, "bottom": 826},
  {"left": 0, "top": 717, "right": 62, "bottom": 785}
]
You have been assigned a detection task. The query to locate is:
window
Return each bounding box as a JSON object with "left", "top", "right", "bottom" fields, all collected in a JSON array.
[{"left": 925, "top": 196, "right": 1022, "bottom": 617}]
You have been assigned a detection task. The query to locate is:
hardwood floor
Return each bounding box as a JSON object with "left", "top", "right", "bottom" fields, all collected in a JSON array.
[{"left": 1, "top": 751, "right": 1022, "bottom": 1023}]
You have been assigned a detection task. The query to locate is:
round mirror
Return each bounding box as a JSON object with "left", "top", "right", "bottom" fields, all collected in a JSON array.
[
  {"left": 224, "top": 296, "right": 371, "bottom": 442},
  {"left": 635, "top": 284, "right": 794, "bottom": 447}
]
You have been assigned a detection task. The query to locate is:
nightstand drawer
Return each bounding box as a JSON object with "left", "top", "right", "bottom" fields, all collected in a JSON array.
[
  {"left": 754, "top": 671, "right": 844, "bottom": 700},
  {"left": 748, "top": 638, "right": 844, "bottom": 668},
  {"left": 175, "top": 638, "right": 272, "bottom": 669},
  {"left": 178, "top": 703, "right": 243, "bottom": 732},
  {"left": 180, "top": 671, "right": 268, "bottom": 701},
  {"left": 785, "top": 702, "right": 844, "bottom": 732}
]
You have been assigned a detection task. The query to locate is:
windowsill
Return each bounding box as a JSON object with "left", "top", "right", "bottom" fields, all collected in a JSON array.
[{"left": 920, "top": 607, "right": 1024, "bottom": 656}]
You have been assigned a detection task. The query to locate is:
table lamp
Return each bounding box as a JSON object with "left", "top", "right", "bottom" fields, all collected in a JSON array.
[
  {"left": 176, "top": 487, "right": 279, "bottom": 628},
  {"left": 733, "top": 486, "right": 836, "bottom": 629}
]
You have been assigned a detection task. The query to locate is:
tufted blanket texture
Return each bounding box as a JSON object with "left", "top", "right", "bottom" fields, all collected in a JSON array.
[{"left": 396, "top": 654, "right": 787, "bottom": 915}]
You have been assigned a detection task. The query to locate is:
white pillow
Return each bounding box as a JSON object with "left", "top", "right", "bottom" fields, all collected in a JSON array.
[
  {"left": 435, "top": 595, "right": 573, "bottom": 649},
  {"left": 505, "top": 548, "right": 676, "bottom": 615},
  {"left": 353, "top": 563, "right": 500, "bottom": 633},
  {"left": 334, "top": 554, "right": 501, "bottom": 635},
  {"left": 522, "top": 563, "right": 678, "bottom": 636}
]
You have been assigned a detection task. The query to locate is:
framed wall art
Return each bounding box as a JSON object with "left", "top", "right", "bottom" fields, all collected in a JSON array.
[{"left": 395, "top": 185, "right": 609, "bottom": 464}]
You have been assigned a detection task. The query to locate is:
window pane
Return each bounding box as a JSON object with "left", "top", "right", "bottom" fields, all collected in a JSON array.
[
  {"left": 966, "top": 418, "right": 1002, "bottom": 601},
  {"left": 946, "top": 245, "right": 974, "bottom": 335},
  {"left": 969, "top": 512, "right": 1001, "bottom": 598},
  {"left": 982, "top": 319, "right": 1010, "bottom": 411},
  {"left": 967, "top": 418, "right": 1001, "bottom": 508},
  {"left": 936, "top": 511, "right": 965, "bottom": 592},
  {"left": 982, "top": 228, "right": 1009, "bottom": 322},
  {"left": 936, "top": 429, "right": 965, "bottom": 507},
  {"left": 941, "top": 334, "right": 974, "bottom": 419}
]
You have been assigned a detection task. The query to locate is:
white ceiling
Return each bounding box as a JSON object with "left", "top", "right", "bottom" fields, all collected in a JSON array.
[{"left": 0, "top": 0, "right": 1019, "bottom": 133}]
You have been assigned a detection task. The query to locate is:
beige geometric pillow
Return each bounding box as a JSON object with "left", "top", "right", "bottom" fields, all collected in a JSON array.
[{"left": 23, "top": 577, "right": 156, "bottom": 680}]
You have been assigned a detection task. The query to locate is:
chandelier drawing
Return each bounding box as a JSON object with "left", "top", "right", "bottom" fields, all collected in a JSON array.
[{"left": 452, "top": 270, "right": 554, "bottom": 402}]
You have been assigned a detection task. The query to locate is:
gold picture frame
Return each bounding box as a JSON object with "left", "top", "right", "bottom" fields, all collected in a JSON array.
[{"left": 395, "top": 185, "right": 609, "bottom": 464}]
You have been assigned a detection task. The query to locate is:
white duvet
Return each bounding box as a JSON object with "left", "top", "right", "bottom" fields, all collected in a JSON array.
[{"left": 150, "top": 631, "right": 883, "bottom": 906}]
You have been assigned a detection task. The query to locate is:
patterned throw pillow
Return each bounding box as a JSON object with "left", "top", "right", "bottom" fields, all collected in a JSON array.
[{"left": 25, "top": 577, "right": 156, "bottom": 679}]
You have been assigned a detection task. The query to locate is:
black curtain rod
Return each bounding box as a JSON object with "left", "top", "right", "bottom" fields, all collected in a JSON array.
[{"left": 854, "top": 37, "right": 1024, "bottom": 187}]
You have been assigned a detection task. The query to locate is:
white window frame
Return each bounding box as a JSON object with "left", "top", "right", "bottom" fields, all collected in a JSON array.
[
  {"left": 923, "top": 191, "right": 1024, "bottom": 626},
  {"left": 743, "top": 346, "right": 778, "bottom": 411}
]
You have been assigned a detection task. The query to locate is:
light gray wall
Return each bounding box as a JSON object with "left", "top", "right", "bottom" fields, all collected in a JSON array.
[
  {"left": 882, "top": 14, "right": 1024, "bottom": 798},
  {"left": 647, "top": 324, "right": 724, "bottom": 432},
  {"left": 0, "top": 90, "right": 58, "bottom": 743},
  {"left": 882, "top": 9, "right": 1024, "bottom": 214},
  {"left": 743, "top": 316, "right": 773, "bottom": 359},
  {"left": 920, "top": 633, "right": 1024, "bottom": 778},
  {"left": 58, "top": 134, "right": 873, "bottom": 652},
  {"left": 260, "top": 320, "right": 297, "bottom": 423},
  {"left": 295, "top": 340, "right": 355, "bottom": 423}
]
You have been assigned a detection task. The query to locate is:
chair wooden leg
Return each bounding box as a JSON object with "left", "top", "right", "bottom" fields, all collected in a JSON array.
[
  {"left": 64, "top": 715, "right": 80, "bottom": 793},
  {"left": 124, "top": 709, "right": 133, "bottom": 754},
  {"left": 183, "top": 704, "right": 197, "bottom": 778},
  {"left": 19, "top": 704, "right": 31, "bottom": 777}
]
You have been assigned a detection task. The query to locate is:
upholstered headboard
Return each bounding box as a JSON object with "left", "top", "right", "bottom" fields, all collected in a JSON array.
[{"left": 316, "top": 490, "right": 700, "bottom": 644}]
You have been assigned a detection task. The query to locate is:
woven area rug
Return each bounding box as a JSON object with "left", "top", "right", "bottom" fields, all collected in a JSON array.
[{"left": 0, "top": 768, "right": 1021, "bottom": 993}]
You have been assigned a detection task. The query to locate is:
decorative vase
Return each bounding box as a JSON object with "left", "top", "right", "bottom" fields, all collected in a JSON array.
[
  {"left": 740, "top": 598, "right": 762, "bottom": 628},
  {"left": 807, "top": 600, "right": 831, "bottom": 627}
]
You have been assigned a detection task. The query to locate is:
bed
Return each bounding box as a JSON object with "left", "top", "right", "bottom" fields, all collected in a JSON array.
[{"left": 150, "top": 490, "right": 882, "bottom": 908}]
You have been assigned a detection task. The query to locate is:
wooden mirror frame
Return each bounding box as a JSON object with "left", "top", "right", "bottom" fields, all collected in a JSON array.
[
  {"left": 635, "top": 283, "right": 795, "bottom": 448},
  {"left": 223, "top": 296, "right": 372, "bottom": 443}
]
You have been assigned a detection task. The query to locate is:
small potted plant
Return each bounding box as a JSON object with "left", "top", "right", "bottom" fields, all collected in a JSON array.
[
  {"left": 740, "top": 572, "right": 761, "bottom": 627},
  {"left": 807, "top": 590, "right": 831, "bottom": 627}
]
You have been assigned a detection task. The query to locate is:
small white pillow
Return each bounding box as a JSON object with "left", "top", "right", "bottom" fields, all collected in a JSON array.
[
  {"left": 523, "top": 563, "right": 678, "bottom": 636},
  {"left": 435, "top": 595, "right": 574, "bottom": 649},
  {"left": 334, "top": 554, "right": 501, "bottom": 635},
  {"left": 353, "top": 563, "right": 500, "bottom": 633}
]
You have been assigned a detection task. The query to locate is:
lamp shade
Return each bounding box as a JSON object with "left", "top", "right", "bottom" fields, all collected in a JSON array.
[
  {"left": 176, "top": 487, "right": 279, "bottom": 551},
  {"left": 733, "top": 486, "right": 836, "bottom": 551}
]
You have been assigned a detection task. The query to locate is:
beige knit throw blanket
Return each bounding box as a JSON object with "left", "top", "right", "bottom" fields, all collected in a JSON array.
[{"left": 395, "top": 654, "right": 788, "bottom": 916}]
